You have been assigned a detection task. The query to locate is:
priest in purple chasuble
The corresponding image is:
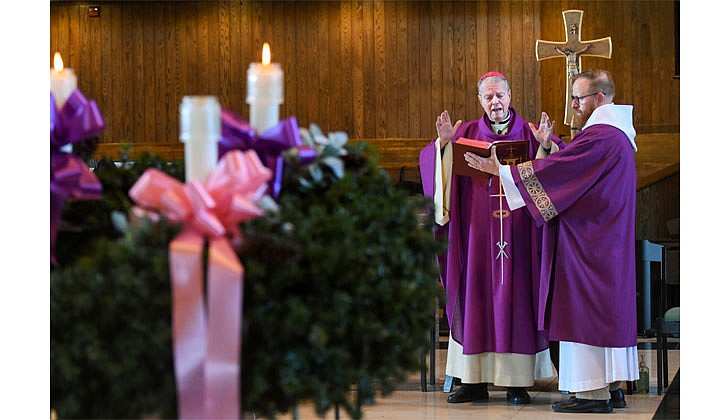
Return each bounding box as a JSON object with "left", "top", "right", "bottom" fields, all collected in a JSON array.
[
  {"left": 419, "top": 72, "right": 563, "bottom": 405},
  {"left": 475, "top": 69, "right": 640, "bottom": 414}
]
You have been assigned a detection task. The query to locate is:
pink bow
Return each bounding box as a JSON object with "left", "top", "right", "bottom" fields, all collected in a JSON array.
[{"left": 129, "top": 150, "right": 271, "bottom": 419}]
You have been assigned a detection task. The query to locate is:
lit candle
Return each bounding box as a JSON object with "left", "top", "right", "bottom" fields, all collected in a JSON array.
[
  {"left": 50, "top": 52, "right": 77, "bottom": 109},
  {"left": 246, "top": 43, "right": 283, "bottom": 133},
  {"left": 179, "top": 96, "right": 221, "bottom": 183}
]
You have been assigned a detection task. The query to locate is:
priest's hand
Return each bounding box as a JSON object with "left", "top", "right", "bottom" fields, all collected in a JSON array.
[
  {"left": 436, "top": 110, "right": 462, "bottom": 148},
  {"left": 529, "top": 111, "right": 555, "bottom": 149},
  {"left": 465, "top": 148, "right": 500, "bottom": 176}
]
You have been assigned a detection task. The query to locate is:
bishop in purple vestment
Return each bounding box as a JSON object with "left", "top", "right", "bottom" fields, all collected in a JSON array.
[{"left": 419, "top": 72, "right": 563, "bottom": 404}]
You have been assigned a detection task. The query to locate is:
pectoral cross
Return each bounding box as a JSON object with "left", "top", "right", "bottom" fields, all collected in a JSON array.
[
  {"left": 535, "top": 10, "right": 612, "bottom": 136},
  {"left": 489, "top": 178, "right": 509, "bottom": 284}
]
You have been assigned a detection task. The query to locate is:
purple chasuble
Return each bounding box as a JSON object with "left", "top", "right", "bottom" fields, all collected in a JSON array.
[
  {"left": 510, "top": 123, "right": 638, "bottom": 348},
  {"left": 419, "top": 107, "right": 562, "bottom": 355}
]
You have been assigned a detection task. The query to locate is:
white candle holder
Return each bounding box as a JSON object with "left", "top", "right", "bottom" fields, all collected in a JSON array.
[{"left": 179, "top": 96, "right": 221, "bottom": 183}]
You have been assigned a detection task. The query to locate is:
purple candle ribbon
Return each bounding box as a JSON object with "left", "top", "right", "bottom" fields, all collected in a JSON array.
[
  {"left": 50, "top": 91, "right": 106, "bottom": 265},
  {"left": 218, "top": 109, "right": 316, "bottom": 198}
]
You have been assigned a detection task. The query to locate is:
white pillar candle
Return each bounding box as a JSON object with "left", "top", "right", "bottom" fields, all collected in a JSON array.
[
  {"left": 246, "top": 43, "right": 283, "bottom": 133},
  {"left": 179, "top": 96, "right": 221, "bottom": 183},
  {"left": 50, "top": 52, "right": 77, "bottom": 109}
]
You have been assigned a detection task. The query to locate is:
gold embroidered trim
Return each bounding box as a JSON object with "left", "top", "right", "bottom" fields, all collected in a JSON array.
[{"left": 517, "top": 161, "right": 558, "bottom": 222}]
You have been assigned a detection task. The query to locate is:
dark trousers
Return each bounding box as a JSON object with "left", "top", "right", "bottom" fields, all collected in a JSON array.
[{"left": 550, "top": 341, "right": 560, "bottom": 371}]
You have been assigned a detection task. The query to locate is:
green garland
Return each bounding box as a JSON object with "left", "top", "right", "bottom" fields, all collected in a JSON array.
[
  {"left": 53, "top": 146, "right": 185, "bottom": 267},
  {"left": 52, "top": 147, "right": 184, "bottom": 418},
  {"left": 51, "top": 137, "right": 445, "bottom": 419},
  {"left": 51, "top": 219, "right": 180, "bottom": 418}
]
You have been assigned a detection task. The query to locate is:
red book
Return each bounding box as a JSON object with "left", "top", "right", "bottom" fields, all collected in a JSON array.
[{"left": 451, "top": 138, "right": 530, "bottom": 178}]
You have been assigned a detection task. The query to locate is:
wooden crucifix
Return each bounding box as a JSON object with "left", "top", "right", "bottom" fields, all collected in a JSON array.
[{"left": 536, "top": 10, "right": 612, "bottom": 136}]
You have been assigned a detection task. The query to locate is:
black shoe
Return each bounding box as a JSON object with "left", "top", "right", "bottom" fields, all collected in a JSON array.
[
  {"left": 506, "top": 387, "right": 531, "bottom": 405},
  {"left": 610, "top": 388, "right": 626, "bottom": 408},
  {"left": 552, "top": 398, "right": 613, "bottom": 413},
  {"left": 447, "top": 383, "right": 489, "bottom": 403}
]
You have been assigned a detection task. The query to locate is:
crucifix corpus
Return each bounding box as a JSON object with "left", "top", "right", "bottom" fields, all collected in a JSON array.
[{"left": 535, "top": 9, "right": 612, "bottom": 136}]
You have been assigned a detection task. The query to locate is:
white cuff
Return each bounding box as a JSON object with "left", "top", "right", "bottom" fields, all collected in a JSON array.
[{"left": 433, "top": 139, "right": 452, "bottom": 225}]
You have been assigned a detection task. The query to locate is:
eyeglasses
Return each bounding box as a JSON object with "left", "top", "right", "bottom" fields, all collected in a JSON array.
[{"left": 571, "top": 91, "right": 602, "bottom": 103}]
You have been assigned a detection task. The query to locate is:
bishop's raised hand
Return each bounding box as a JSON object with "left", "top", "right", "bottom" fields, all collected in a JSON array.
[
  {"left": 436, "top": 110, "right": 462, "bottom": 148},
  {"left": 529, "top": 111, "right": 555, "bottom": 149}
]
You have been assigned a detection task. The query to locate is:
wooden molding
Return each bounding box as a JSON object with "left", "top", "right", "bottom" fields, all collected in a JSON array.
[{"left": 94, "top": 132, "right": 678, "bottom": 188}]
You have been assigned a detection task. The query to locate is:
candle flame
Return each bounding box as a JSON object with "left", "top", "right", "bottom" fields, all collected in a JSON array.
[
  {"left": 262, "top": 43, "right": 271, "bottom": 65},
  {"left": 53, "top": 52, "right": 65, "bottom": 72}
]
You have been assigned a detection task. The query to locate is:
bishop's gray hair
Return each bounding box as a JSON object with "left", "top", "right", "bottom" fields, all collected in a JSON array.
[{"left": 477, "top": 74, "right": 511, "bottom": 95}]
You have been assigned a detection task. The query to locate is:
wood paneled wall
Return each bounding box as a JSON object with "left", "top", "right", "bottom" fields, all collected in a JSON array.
[
  {"left": 50, "top": 0, "right": 678, "bottom": 146},
  {"left": 636, "top": 172, "right": 679, "bottom": 240}
]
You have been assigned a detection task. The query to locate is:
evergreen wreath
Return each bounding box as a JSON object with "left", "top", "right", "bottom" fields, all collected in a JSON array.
[{"left": 51, "top": 131, "right": 445, "bottom": 419}]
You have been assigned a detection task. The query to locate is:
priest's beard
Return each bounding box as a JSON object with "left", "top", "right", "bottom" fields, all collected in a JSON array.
[{"left": 572, "top": 111, "right": 588, "bottom": 130}]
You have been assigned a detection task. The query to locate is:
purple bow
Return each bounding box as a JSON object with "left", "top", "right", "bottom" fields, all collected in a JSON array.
[
  {"left": 218, "top": 109, "right": 316, "bottom": 198},
  {"left": 50, "top": 90, "right": 106, "bottom": 265}
]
